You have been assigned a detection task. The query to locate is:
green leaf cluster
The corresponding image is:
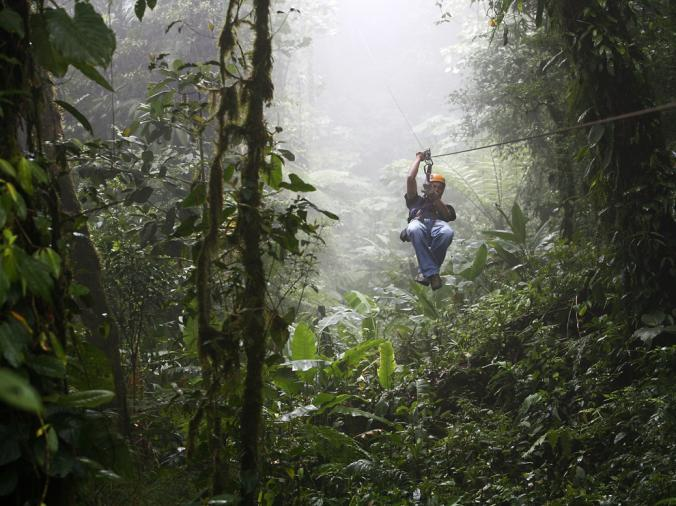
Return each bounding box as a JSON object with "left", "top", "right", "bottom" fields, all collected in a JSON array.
[{"left": 31, "top": 3, "right": 116, "bottom": 89}]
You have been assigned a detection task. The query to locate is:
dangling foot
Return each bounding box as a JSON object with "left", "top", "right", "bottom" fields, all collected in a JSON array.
[
  {"left": 429, "top": 274, "right": 442, "bottom": 290},
  {"left": 415, "top": 273, "right": 430, "bottom": 286}
]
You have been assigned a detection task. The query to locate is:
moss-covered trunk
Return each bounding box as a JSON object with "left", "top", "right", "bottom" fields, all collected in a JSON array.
[{"left": 238, "top": 0, "right": 273, "bottom": 502}]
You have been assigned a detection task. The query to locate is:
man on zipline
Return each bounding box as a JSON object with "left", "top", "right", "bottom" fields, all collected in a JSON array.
[{"left": 403, "top": 152, "right": 455, "bottom": 290}]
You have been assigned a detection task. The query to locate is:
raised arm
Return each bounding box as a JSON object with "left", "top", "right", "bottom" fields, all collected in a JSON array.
[{"left": 406, "top": 152, "right": 425, "bottom": 200}]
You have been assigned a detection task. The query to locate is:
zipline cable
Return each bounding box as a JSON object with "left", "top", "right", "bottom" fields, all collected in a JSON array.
[
  {"left": 434, "top": 101, "right": 676, "bottom": 159},
  {"left": 355, "top": 30, "right": 425, "bottom": 150},
  {"left": 353, "top": 25, "right": 675, "bottom": 161}
]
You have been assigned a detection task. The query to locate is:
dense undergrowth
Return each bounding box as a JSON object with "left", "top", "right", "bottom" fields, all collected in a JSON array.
[
  {"left": 88, "top": 240, "right": 675, "bottom": 505},
  {"left": 3, "top": 1, "right": 675, "bottom": 504},
  {"left": 271, "top": 242, "right": 675, "bottom": 505}
]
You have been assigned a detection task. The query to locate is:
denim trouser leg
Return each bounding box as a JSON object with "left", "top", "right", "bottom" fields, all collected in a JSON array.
[{"left": 407, "top": 219, "right": 454, "bottom": 277}]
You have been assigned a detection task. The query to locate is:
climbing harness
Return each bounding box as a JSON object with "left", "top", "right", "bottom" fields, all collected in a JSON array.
[{"left": 421, "top": 148, "right": 434, "bottom": 197}]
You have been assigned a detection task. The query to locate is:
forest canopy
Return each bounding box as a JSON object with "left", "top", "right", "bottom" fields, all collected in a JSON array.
[{"left": 0, "top": 0, "right": 674, "bottom": 505}]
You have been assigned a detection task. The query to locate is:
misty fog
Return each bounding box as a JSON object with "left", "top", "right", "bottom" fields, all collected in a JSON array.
[
  {"left": 60, "top": 0, "right": 493, "bottom": 295},
  {"left": 271, "top": 0, "right": 488, "bottom": 293}
]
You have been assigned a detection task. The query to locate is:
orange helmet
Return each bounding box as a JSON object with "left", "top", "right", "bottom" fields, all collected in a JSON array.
[{"left": 429, "top": 173, "right": 446, "bottom": 185}]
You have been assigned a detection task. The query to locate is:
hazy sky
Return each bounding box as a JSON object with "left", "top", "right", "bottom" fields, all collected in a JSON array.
[
  {"left": 307, "top": 0, "right": 484, "bottom": 172},
  {"left": 281, "top": 1, "right": 489, "bottom": 291}
]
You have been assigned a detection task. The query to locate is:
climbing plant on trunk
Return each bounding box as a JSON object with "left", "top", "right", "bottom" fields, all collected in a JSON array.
[
  {"left": 189, "top": 1, "right": 335, "bottom": 499},
  {"left": 237, "top": 0, "right": 274, "bottom": 501},
  {"left": 0, "top": 0, "right": 123, "bottom": 503}
]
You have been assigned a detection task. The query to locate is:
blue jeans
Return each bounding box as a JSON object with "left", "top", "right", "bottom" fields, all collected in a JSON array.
[{"left": 406, "top": 218, "right": 454, "bottom": 277}]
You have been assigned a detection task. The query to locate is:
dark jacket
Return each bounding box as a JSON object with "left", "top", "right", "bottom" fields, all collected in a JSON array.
[{"left": 405, "top": 194, "right": 456, "bottom": 222}]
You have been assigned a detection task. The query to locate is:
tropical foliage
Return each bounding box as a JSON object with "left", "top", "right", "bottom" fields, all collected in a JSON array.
[{"left": 0, "top": 0, "right": 674, "bottom": 505}]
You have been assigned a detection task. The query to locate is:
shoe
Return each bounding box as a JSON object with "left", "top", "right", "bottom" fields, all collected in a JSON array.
[
  {"left": 429, "top": 274, "right": 442, "bottom": 290},
  {"left": 415, "top": 273, "right": 430, "bottom": 286}
]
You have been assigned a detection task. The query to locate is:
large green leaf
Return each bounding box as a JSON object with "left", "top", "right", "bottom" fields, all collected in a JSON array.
[
  {"left": 290, "top": 322, "right": 316, "bottom": 361},
  {"left": 0, "top": 8, "right": 24, "bottom": 38},
  {"left": 126, "top": 186, "right": 154, "bottom": 204},
  {"left": 55, "top": 100, "right": 93, "bottom": 135},
  {"left": 278, "top": 404, "right": 318, "bottom": 422},
  {"left": 409, "top": 283, "right": 438, "bottom": 319},
  {"left": 588, "top": 124, "right": 605, "bottom": 147},
  {"left": 0, "top": 321, "right": 31, "bottom": 368},
  {"left": 377, "top": 341, "right": 396, "bottom": 390},
  {"left": 655, "top": 499, "right": 676, "bottom": 506},
  {"left": 13, "top": 159, "right": 31, "bottom": 194},
  {"left": 29, "top": 354, "right": 65, "bottom": 379},
  {"left": 18, "top": 254, "right": 54, "bottom": 301},
  {"left": 181, "top": 182, "right": 206, "bottom": 207},
  {"left": 262, "top": 154, "right": 283, "bottom": 190},
  {"left": 531, "top": 218, "right": 552, "bottom": 251},
  {"left": 134, "top": 0, "right": 147, "bottom": 21},
  {"left": 458, "top": 243, "right": 488, "bottom": 281},
  {"left": 277, "top": 149, "right": 295, "bottom": 161},
  {"left": 343, "top": 290, "right": 376, "bottom": 315},
  {"left": 283, "top": 359, "right": 329, "bottom": 372},
  {"left": 72, "top": 62, "right": 114, "bottom": 91},
  {"left": 270, "top": 366, "right": 302, "bottom": 395},
  {"left": 280, "top": 173, "right": 316, "bottom": 193},
  {"left": 302, "top": 198, "right": 339, "bottom": 221},
  {"left": 632, "top": 326, "right": 663, "bottom": 346},
  {"left": 30, "top": 13, "right": 68, "bottom": 76},
  {"left": 4, "top": 182, "right": 27, "bottom": 219},
  {"left": 44, "top": 3, "right": 115, "bottom": 68},
  {"left": 332, "top": 406, "right": 393, "bottom": 426},
  {"left": 361, "top": 316, "right": 377, "bottom": 338},
  {"left": 0, "top": 368, "right": 43, "bottom": 414},
  {"left": 55, "top": 389, "right": 114, "bottom": 408},
  {"left": 482, "top": 229, "right": 517, "bottom": 243},
  {"left": 313, "top": 392, "right": 354, "bottom": 414},
  {"left": 492, "top": 242, "right": 521, "bottom": 268},
  {"left": 0, "top": 159, "right": 16, "bottom": 179},
  {"left": 181, "top": 315, "right": 198, "bottom": 355},
  {"left": 35, "top": 247, "right": 61, "bottom": 278},
  {"left": 332, "top": 339, "right": 383, "bottom": 374}
]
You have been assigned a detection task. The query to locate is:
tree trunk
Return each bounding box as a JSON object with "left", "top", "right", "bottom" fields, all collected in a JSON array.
[
  {"left": 547, "top": 0, "right": 676, "bottom": 306},
  {"left": 0, "top": 0, "right": 29, "bottom": 159},
  {"left": 40, "top": 81, "right": 131, "bottom": 436},
  {"left": 239, "top": 0, "right": 273, "bottom": 503},
  {"left": 1, "top": 2, "right": 75, "bottom": 502}
]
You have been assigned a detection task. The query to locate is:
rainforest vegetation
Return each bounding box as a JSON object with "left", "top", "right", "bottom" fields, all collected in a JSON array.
[{"left": 0, "top": 0, "right": 675, "bottom": 504}]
